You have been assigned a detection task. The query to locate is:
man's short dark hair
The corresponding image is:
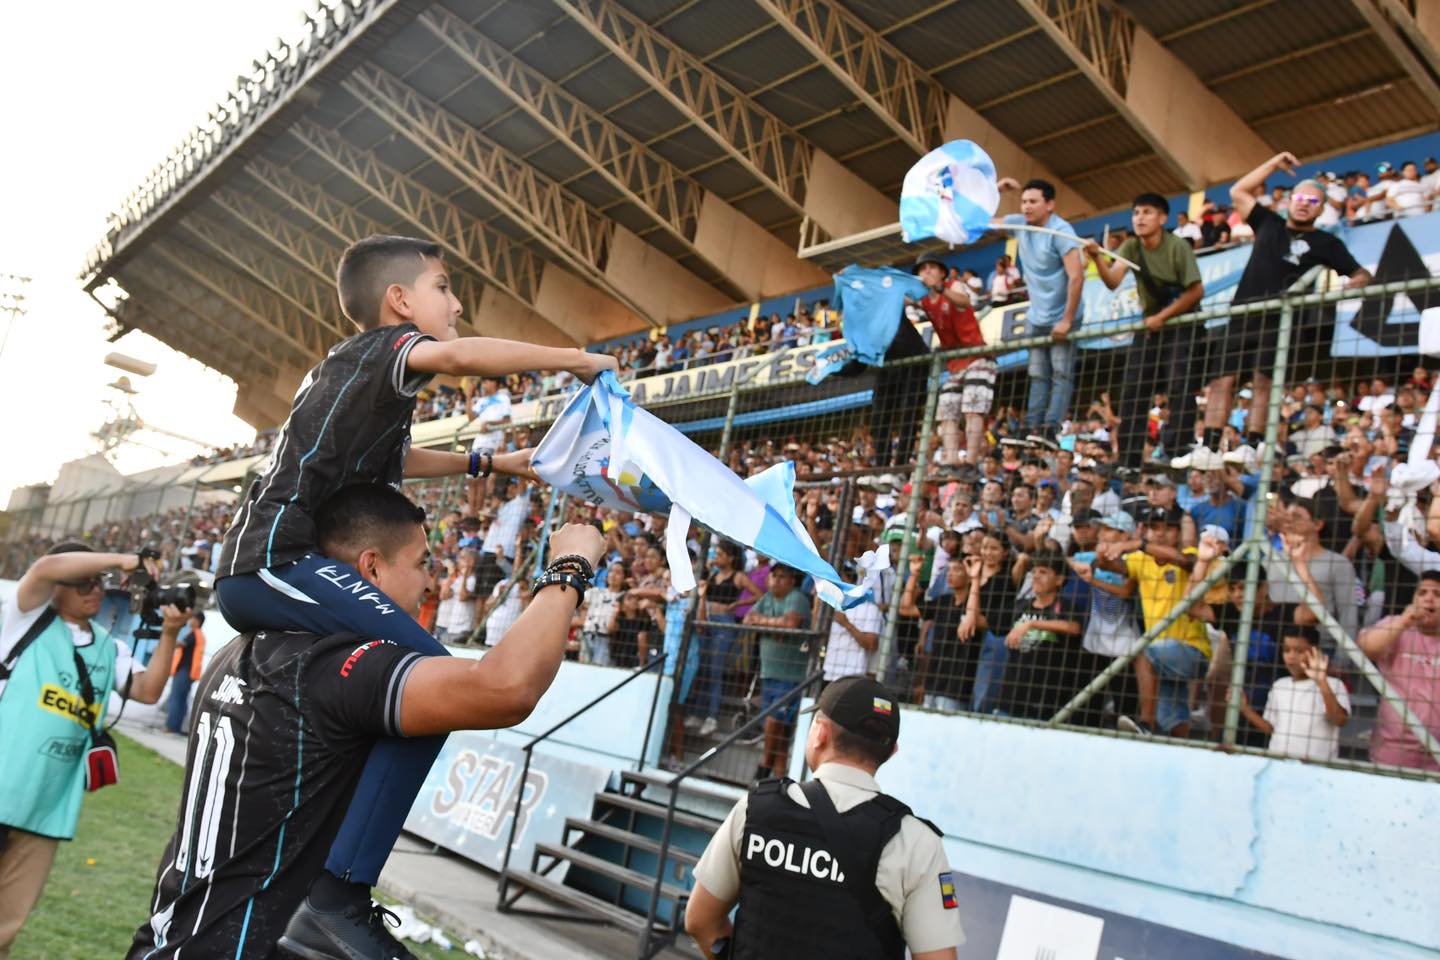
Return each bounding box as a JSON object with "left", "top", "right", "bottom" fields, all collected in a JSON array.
[
  {"left": 335, "top": 235, "right": 444, "bottom": 330},
  {"left": 1290, "top": 496, "right": 1326, "bottom": 528},
  {"left": 191, "top": 611, "right": 206, "bottom": 626},
  {"left": 1030, "top": 550, "right": 1067, "bottom": 574},
  {"left": 315, "top": 483, "right": 427, "bottom": 564},
  {"left": 822, "top": 710, "right": 893, "bottom": 767},
  {"left": 1420, "top": 570, "right": 1440, "bottom": 586},
  {"left": 46, "top": 541, "right": 94, "bottom": 556},
  {"left": 1133, "top": 192, "right": 1170, "bottom": 215},
  {"left": 1023, "top": 179, "right": 1056, "bottom": 201}
]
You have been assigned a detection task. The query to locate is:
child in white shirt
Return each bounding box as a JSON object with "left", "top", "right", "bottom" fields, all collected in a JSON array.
[{"left": 1237, "top": 626, "right": 1350, "bottom": 760}]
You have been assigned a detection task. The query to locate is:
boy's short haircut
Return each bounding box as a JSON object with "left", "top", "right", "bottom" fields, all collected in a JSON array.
[
  {"left": 1282, "top": 625, "right": 1321, "bottom": 646},
  {"left": 316, "top": 483, "right": 427, "bottom": 563},
  {"left": 1132, "top": 192, "right": 1170, "bottom": 215},
  {"left": 336, "top": 235, "right": 445, "bottom": 330},
  {"left": 1023, "top": 179, "right": 1056, "bottom": 201},
  {"left": 1420, "top": 570, "right": 1440, "bottom": 586},
  {"left": 1030, "top": 550, "right": 1067, "bottom": 575}
]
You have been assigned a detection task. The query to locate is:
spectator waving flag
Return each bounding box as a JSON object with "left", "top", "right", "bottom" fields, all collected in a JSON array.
[
  {"left": 531, "top": 373, "right": 869, "bottom": 610},
  {"left": 899, "top": 140, "right": 1000, "bottom": 245}
]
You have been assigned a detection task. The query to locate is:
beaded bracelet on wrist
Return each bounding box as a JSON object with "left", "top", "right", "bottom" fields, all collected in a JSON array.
[
  {"left": 531, "top": 571, "right": 587, "bottom": 607},
  {"left": 546, "top": 554, "right": 596, "bottom": 582}
]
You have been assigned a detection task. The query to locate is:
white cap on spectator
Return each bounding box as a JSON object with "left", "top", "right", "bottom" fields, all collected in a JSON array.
[{"left": 1200, "top": 524, "right": 1230, "bottom": 545}]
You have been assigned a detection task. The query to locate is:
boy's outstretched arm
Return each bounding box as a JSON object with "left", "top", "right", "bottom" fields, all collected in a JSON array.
[
  {"left": 404, "top": 445, "right": 537, "bottom": 481},
  {"left": 406, "top": 337, "right": 618, "bottom": 382}
]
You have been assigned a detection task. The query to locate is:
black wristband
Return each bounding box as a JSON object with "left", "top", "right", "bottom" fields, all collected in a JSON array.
[
  {"left": 546, "top": 554, "right": 595, "bottom": 582},
  {"left": 481, "top": 452, "right": 494, "bottom": 478},
  {"left": 531, "top": 571, "right": 587, "bottom": 607}
]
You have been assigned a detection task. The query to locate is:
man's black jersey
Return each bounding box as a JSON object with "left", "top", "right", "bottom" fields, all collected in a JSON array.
[
  {"left": 217, "top": 324, "right": 433, "bottom": 579},
  {"left": 127, "top": 630, "right": 423, "bottom": 959}
]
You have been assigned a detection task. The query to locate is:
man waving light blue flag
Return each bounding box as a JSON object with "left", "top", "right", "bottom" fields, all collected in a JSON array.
[
  {"left": 531, "top": 373, "right": 869, "bottom": 610},
  {"left": 899, "top": 139, "right": 1000, "bottom": 245}
]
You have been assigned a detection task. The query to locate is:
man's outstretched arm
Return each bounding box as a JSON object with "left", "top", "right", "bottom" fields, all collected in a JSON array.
[{"left": 396, "top": 523, "right": 605, "bottom": 735}]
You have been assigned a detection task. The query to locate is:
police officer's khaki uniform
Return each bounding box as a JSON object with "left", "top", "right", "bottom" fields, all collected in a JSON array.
[{"left": 693, "top": 761, "right": 966, "bottom": 954}]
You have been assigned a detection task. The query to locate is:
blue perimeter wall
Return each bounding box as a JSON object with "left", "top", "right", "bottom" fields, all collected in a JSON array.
[
  {"left": 445, "top": 655, "right": 1440, "bottom": 960},
  {"left": 791, "top": 706, "right": 1440, "bottom": 960},
  {"left": 591, "top": 131, "right": 1440, "bottom": 353}
]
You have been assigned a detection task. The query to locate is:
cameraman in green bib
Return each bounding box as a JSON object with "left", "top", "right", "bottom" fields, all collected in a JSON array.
[{"left": 0, "top": 542, "right": 184, "bottom": 958}]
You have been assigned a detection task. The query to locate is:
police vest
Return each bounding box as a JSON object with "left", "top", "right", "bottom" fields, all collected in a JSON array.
[
  {"left": 0, "top": 613, "right": 115, "bottom": 840},
  {"left": 731, "top": 777, "right": 915, "bottom": 960}
]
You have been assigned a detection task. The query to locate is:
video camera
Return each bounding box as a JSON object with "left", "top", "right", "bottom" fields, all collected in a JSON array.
[{"left": 123, "top": 550, "right": 197, "bottom": 641}]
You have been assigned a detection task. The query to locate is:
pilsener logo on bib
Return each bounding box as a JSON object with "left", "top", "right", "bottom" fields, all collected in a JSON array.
[{"left": 38, "top": 683, "right": 100, "bottom": 728}]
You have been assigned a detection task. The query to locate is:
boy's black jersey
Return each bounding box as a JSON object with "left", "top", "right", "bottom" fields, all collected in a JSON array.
[
  {"left": 218, "top": 324, "right": 433, "bottom": 578},
  {"left": 127, "top": 629, "right": 423, "bottom": 959}
]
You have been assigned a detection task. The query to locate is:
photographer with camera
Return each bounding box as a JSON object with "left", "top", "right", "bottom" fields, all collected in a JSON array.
[{"left": 0, "top": 542, "right": 186, "bottom": 957}]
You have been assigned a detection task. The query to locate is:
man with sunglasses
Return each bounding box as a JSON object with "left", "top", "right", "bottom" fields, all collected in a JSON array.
[
  {"left": 1184, "top": 151, "right": 1371, "bottom": 473},
  {"left": 0, "top": 542, "right": 184, "bottom": 957}
]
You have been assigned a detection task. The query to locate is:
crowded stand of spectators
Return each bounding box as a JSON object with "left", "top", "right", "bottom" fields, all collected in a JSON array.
[
  {"left": 10, "top": 152, "right": 1440, "bottom": 780},
  {"left": 404, "top": 158, "right": 1440, "bottom": 426}
]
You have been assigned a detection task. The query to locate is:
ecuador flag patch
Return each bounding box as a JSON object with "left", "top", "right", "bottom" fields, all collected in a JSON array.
[{"left": 938, "top": 871, "right": 957, "bottom": 909}]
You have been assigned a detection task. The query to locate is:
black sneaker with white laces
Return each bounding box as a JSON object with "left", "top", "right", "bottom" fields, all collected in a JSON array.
[{"left": 277, "top": 898, "right": 417, "bottom": 960}]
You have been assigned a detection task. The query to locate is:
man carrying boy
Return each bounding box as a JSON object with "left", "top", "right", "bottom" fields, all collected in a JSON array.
[
  {"left": 130, "top": 485, "right": 607, "bottom": 959},
  {"left": 212, "top": 235, "right": 615, "bottom": 956},
  {"left": 1234, "top": 625, "right": 1350, "bottom": 761}
]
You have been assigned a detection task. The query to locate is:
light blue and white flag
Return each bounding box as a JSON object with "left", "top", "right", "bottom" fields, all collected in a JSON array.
[
  {"left": 899, "top": 139, "right": 1000, "bottom": 245},
  {"left": 531, "top": 373, "right": 869, "bottom": 609}
]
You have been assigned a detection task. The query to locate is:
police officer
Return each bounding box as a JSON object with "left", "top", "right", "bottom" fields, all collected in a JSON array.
[{"left": 684, "top": 676, "right": 965, "bottom": 959}]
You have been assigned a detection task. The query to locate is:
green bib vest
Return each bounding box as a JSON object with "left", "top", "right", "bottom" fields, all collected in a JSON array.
[{"left": 0, "top": 612, "right": 115, "bottom": 840}]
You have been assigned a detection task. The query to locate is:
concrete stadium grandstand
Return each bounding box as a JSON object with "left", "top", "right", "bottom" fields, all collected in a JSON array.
[{"left": 4, "top": 2, "right": 1440, "bottom": 959}]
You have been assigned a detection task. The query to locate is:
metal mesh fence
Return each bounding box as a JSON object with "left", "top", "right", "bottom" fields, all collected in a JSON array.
[{"left": 8, "top": 270, "right": 1440, "bottom": 784}]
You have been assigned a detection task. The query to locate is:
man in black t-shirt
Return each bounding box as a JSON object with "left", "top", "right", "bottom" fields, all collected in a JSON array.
[
  {"left": 998, "top": 553, "right": 1088, "bottom": 720},
  {"left": 1183, "top": 152, "right": 1372, "bottom": 471},
  {"left": 129, "top": 485, "right": 605, "bottom": 960}
]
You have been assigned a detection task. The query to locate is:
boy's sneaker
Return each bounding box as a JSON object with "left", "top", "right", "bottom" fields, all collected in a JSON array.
[
  {"left": 1170, "top": 445, "right": 1223, "bottom": 471},
  {"left": 683, "top": 714, "right": 703, "bottom": 730},
  {"left": 1117, "top": 715, "right": 1153, "bottom": 737},
  {"left": 278, "top": 898, "right": 417, "bottom": 960},
  {"left": 698, "top": 716, "right": 719, "bottom": 737}
]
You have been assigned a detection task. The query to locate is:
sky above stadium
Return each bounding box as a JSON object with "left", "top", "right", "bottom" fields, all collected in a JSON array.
[{"left": 0, "top": 0, "right": 311, "bottom": 505}]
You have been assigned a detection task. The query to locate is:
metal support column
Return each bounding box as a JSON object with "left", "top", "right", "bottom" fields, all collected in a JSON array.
[{"left": 874, "top": 353, "right": 942, "bottom": 685}]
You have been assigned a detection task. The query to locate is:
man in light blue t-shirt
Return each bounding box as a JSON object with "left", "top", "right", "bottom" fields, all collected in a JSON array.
[{"left": 998, "top": 177, "right": 1086, "bottom": 450}]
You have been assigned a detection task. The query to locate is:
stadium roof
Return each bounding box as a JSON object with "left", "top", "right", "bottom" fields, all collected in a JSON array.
[{"left": 83, "top": 0, "right": 1440, "bottom": 428}]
